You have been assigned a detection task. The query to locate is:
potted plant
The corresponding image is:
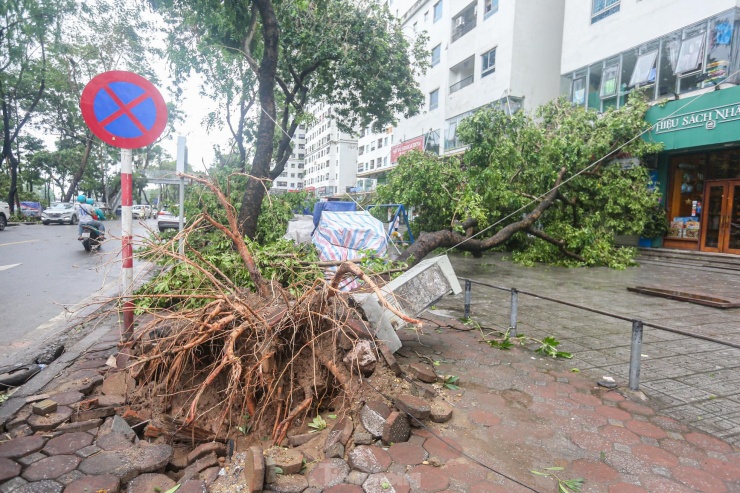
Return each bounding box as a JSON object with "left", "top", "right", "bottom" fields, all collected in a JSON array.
[{"left": 639, "top": 207, "right": 669, "bottom": 247}]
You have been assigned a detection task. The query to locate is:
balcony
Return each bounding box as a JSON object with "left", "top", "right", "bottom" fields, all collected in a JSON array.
[
  {"left": 449, "top": 56, "right": 475, "bottom": 94},
  {"left": 450, "top": 75, "right": 473, "bottom": 94},
  {"left": 451, "top": 2, "right": 477, "bottom": 43}
]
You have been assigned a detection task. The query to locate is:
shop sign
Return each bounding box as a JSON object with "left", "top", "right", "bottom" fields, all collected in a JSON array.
[
  {"left": 653, "top": 102, "right": 740, "bottom": 134},
  {"left": 390, "top": 135, "right": 424, "bottom": 163}
]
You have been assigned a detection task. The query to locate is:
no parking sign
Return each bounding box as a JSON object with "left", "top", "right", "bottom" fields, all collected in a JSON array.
[{"left": 80, "top": 71, "right": 168, "bottom": 149}]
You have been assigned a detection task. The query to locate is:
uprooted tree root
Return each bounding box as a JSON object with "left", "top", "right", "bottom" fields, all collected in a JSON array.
[{"left": 125, "top": 173, "right": 419, "bottom": 444}]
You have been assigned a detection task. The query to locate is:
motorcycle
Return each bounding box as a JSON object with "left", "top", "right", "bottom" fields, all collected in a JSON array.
[{"left": 79, "top": 224, "right": 105, "bottom": 252}]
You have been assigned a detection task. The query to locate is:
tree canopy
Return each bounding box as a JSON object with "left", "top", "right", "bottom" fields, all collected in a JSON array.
[
  {"left": 378, "top": 97, "right": 663, "bottom": 268},
  {"left": 154, "top": 0, "right": 427, "bottom": 237}
]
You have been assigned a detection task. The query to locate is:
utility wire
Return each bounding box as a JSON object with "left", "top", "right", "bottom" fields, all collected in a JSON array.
[{"left": 436, "top": 69, "right": 740, "bottom": 256}]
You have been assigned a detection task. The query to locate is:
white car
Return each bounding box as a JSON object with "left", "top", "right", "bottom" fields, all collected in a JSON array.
[
  {"left": 157, "top": 209, "right": 186, "bottom": 232},
  {"left": 0, "top": 200, "right": 9, "bottom": 231},
  {"left": 41, "top": 202, "right": 78, "bottom": 225},
  {"left": 132, "top": 205, "right": 153, "bottom": 219}
]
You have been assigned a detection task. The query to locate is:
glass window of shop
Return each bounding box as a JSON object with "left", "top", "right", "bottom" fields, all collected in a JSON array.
[
  {"left": 562, "top": 9, "right": 740, "bottom": 111},
  {"left": 666, "top": 149, "right": 740, "bottom": 241}
]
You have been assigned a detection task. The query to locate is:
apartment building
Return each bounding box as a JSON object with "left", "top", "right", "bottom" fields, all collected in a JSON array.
[
  {"left": 357, "top": 0, "right": 566, "bottom": 186},
  {"left": 356, "top": 124, "right": 394, "bottom": 192},
  {"left": 271, "top": 125, "right": 306, "bottom": 193},
  {"left": 561, "top": 0, "right": 740, "bottom": 256},
  {"left": 303, "top": 103, "right": 359, "bottom": 198}
]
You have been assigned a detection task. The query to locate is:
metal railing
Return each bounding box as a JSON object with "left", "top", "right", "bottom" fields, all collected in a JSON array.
[
  {"left": 450, "top": 75, "right": 474, "bottom": 94},
  {"left": 451, "top": 20, "right": 476, "bottom": 43},
  {"left": 459, "top": 278, "right": 740, "bottom": 391}
]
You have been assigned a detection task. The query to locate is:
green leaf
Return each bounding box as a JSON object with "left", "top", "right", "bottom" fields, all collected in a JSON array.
[
  {"left": 545, "top": 467, "right": 565, "bottom": 471},
  {"left": 530, "top": 470, "right": 549, "bottom": 476}
]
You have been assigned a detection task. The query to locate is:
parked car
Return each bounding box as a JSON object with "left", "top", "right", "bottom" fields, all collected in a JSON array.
[
  {"left": 0, "top": 200, "right": 9, "bottom": 231},
  {"left": 41, "top": 202, "right": 78, "bottom": 225},
  {"left": 132, "top": 204, "right": 154, "bottom": 219},
  {"left": 157, "top": 209, "right": 186, "bottom": 232}
]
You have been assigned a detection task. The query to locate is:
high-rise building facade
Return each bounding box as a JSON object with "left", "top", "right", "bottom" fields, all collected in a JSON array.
[{"left": 303, "top": 103, "right": 359, "bottom": 198}]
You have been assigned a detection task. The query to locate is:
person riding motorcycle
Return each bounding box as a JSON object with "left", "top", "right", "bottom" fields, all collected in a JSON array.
[
  {"left": 87, "top": 198, "right": 106, "bottom": 221},
  {"left": 76, "top": 194, "right": 106, "bottom": 240}
]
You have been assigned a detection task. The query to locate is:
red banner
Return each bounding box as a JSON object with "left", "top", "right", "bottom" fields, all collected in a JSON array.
[{"left": 390, "top": 135, "right": 424, "bottom": 163}]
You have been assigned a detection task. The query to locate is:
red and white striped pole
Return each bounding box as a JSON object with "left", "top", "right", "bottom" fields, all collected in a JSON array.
[{"left": 120, "top": 148, "right": 134, "bottom": 337}]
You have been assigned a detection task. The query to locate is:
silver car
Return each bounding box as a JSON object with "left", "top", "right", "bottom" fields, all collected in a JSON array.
[
  {"left": 42, "top": 202, "right": 78, "bottom": 225},
  {"left": 0, "top": 200, "right": 9, "bottom": 231}
]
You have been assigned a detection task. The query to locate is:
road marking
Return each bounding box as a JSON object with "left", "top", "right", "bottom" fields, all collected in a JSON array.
[
  {"left": 0, "top": 263, "right": 21, "bottom": 271},
  {"left": 0, "top": 239, "right": 39, "bottom": 247}
]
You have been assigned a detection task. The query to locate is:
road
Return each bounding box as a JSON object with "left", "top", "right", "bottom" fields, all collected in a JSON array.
[{"left": 0, "top": 218, "right": 155, "bottom": 370}]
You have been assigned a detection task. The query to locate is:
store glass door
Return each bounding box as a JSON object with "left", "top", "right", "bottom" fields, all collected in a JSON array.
[{"left": 701, "top": 180, "right": 740, "bottom": 254}]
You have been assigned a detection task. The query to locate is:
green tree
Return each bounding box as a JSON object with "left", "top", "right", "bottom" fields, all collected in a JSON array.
[
  {"left": 0, "top": 0, "right": 71, "bottom": 212},
  {"left": 38, "top": 0, "right": 174, "bottom": 204},
  {"left": 155, "top": 0, "right": 427, "bottom": 239},
  {"left": 379, "top": 97, "right": 663, "bottom": 268}
]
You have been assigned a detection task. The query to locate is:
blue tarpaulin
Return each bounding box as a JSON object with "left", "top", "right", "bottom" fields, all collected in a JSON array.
[{"left": 312, "top": 201, "right": 356, "bottom": 227}]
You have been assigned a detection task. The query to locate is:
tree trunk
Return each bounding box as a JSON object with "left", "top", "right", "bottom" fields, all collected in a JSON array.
[
  {"left": 64, "top": 135, "right": 94, "bottom": 202},
  {"left": 236, "top": 0, "right": 279, "bottom": 239},
  {"left": 398, "top": 167, "right": 569, "bottom": 266}
]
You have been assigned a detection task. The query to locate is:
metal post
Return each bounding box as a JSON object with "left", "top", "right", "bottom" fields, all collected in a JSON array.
[
  {"left": 629, "top": 320, "right": 644, "bottom": 391},
  {"left": 509, "top": 288, "right": 518, "bottom": 337},
  {"left": 463, "top": 280, "right": 472, "bottom": 319},
  {"left": 176, "top": 136, "right": 186, "bottom": 256},
  {"left": 120, "top": 148, "right": 134, "bottom": 338}
]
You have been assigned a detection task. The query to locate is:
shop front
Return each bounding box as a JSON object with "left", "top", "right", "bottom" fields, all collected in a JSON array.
[{"left": 646, "top": 85, "right": 740, "bottom": 255}]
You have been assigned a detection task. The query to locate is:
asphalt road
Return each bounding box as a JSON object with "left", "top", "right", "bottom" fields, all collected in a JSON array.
[{"left": 0, "top": 218, "right": 154, "bottom": 369}]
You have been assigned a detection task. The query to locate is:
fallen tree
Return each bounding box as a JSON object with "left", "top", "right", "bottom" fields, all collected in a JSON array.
[
  {"left": 128, "top": 174, "right": 417, "bottom": 443},
  {"left": 380, "top": 97, "right": 664, "bottom": 269}
]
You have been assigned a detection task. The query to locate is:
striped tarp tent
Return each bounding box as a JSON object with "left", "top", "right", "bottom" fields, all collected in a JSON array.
[{"left": 312, "top": 211, "right": 388, "bottom": 290}]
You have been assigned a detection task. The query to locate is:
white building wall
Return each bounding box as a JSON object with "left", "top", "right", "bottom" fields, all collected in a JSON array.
[
  {"left": 303, "top": 103, "right": 359, "bottom": 197},
  {"left": 271, "top": 127, "right": 306, "bottom": 192},
  {"left": 562, "top": 0, "right": 739, "bottom": 73},
  {"left": 510, "top": 0, "right": 566, "bottom": 109}
]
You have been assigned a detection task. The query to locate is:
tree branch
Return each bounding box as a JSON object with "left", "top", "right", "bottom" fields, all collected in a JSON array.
[{"left": 525, "top": 227, "right": 586, "bottom": 263}]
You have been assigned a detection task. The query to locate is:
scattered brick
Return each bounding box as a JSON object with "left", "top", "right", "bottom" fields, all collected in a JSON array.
[
  {"left": 348, "top": 445, "right": 392, "bottom": 474},
  {"left": 307, "top": 458, "right": 350, "bottom": 488},
  {"left": 429, "top": 400, "right": 453, "bottom": 423},
  {"left": 393, "top": 395, "right": 431, "bottom": 421},
  {"left": 388, "top": 442, "right": 427, "bottom": 466},
  {"left": 264, "top": 474, "right": 309, "bottom": 493},
  {"left": 409, "top": 363, "right": 438, "bottom": 383},
  {"left": 360, "top": 401, "right": 391, "bottom": 438},
  {"left": 27, "top": 406, "right": 72, "bottom": 431},
  {"left": 187, "top": 442, "right": 227, "bottom": 464},
  {"left": 325, "top": 417, "right": 353, "bottom": 451},
  {"left": 242, "top": 446, "right": 264, "bottom": 493},
  {"left": 382, "top": 411, "right": 410, "bottom": 445},
  {"left": 31, "top": 399, "right": 58, "bottom": 415}
]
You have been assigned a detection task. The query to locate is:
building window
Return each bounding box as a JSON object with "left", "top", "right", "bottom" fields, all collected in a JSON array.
[
  {"left": 276, "top": 181, "right": 287, "bottom": 187},
  {"left": 413, "top": 21, "right": 417, "bottom": 32},
  {"left": 591, "top": 0, "right": 619, "bottom": 24},
  {"left": 571, "top": 76, "right": 586, "bottom": 105},
  {"left": 629, "top": 51, "right": 658, "bottom": 87},
  {"left": 484, "top": 0, "right": 498, "bottom": 18},
  {"left": 433, "top": 1, "right": 442, "bottom": 22},
  {"left": 674, "top": 35, "right": 705, "bottom": 74},
  {"left": 451, "top": 2, "right": 477, "bottom": 43},
  {"left": 424, "top": 10, "right": 428, "bottom": 22},
  {"left": 481, "top": 48, "right": 496, "bottom": 77},
  {"left": 449, "top": 55, "right": 475, "bottom": 94},
  {"left": 431, "top": 44, "right": 441, "bottom": 67},
  {"left": 600, "top": 64, "right": 619, "bottom": 97},
  {"left": 429, "top": 89, "right": 439, "bottom": 110}
]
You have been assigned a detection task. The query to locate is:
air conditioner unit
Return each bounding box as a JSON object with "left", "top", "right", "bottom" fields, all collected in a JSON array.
[{"left": 455, "top": 17, "right": 463, "bottom": 26}]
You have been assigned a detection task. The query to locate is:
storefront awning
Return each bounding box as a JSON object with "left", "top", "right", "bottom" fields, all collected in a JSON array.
[{"left": 645, "top": 85, "right": 740, "bottom": 151}]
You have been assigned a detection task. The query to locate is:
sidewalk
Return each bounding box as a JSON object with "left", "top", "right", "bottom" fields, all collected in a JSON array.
[
  {"left": 434, "top": 252, "right": 740, "bottom": 450},
  {"left": 0, "top": 255, "right": 737, "bottom": 492}
]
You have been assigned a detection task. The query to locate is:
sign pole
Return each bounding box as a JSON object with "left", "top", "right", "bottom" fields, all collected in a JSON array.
[
  {"left": 79, "top": 70, "right": 168, "bottom": 339},
  {"left": 121, "top": 148, "right": 134, "bottom": 337},
  {"left": 176, "top": 136, "right": 186, "bottom": 255}
]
